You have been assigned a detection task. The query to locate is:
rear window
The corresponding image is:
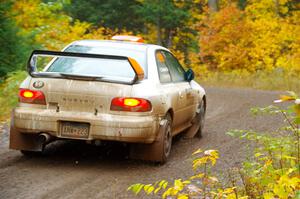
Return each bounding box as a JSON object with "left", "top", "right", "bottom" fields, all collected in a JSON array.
[{"left": 46, "top": 45, "right": 147, "bottom": 80}]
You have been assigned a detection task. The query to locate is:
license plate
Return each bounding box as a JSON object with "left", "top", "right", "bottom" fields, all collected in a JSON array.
[{"left": 60, "top": 121, "right": 90, "bottom": 139}]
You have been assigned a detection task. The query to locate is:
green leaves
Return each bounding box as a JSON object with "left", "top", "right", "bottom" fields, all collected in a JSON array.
[
  {"left": 143, "top": 184, "right": 154, "bottom": 195},
  {"left": 127, "top": 180, "right": 169, "bottom": 196},
  {"left": 127, "top": 183, "right": 144, "bottom": 195},
  {"left": 228, "top": 92, "right": 300, "bottom": 198},
  {"left": 250, "top": 105, "right": 281, "bottom": 115},
  {"left": 0, "top": 71, "right": 27, "bottom": 121},
  {"left": 0, "top": 1, "right": 34, "bottom": 78}
]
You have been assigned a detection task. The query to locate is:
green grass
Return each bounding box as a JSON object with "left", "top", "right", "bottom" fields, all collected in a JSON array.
[{"left": 198, "top": 70, "right": 300, "bottom": 93}]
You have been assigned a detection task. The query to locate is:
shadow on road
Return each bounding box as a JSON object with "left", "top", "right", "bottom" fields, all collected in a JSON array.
[{"left": 14, "top": 132, "right": 187, "bottom": 168}]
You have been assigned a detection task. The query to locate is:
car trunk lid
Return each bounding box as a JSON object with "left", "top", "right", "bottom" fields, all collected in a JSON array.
[{"left": 29, "top": 78, "right": 132, "bottom": 113}]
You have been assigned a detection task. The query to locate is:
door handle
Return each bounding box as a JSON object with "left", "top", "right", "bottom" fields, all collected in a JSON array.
[
  {"left": 185, "top": 88, "right": 193, "bottom": 96},
  {"left": 179, "top": 91, "right": 184, "bottom": 99},
  {"left": 185, "top": 88, "right": 192, "bottom": 93}
]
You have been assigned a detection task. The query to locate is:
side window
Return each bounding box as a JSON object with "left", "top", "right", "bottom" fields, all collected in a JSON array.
[
  {"left": 155, "top": 51, "right": 171, "bottom": 83},
  {"left": 163, "top": 52, "right": 185, "bottom": 82}
]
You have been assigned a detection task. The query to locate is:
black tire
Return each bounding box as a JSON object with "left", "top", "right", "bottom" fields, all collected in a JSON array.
[
  {"left": 129, "top": 113, "right": 173, "bottom": 164},
  {"left": 160, "top": 114, "right": 172, "bottom": 163},
  {"left": 195, "top": 99, "right": 206, "bottom": 138},
  {"left": 20, "top": 150, "right": 43, "bottom": 157}
]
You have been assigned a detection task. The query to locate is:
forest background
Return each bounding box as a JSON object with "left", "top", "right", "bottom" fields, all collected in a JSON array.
[{"left": 0, "top": 0, "right": 299, "bottom": 120}]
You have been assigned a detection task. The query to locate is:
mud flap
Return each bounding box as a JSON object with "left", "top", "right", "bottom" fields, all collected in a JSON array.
[
  {"left": 9, "top": 110, "right": 44, "bottom": 152},
  {"left": 184, "top": 114, "right": 201, "bottom": 139},
  {"left": 129, "top": 119, "right": 168, "bottom": 162}
]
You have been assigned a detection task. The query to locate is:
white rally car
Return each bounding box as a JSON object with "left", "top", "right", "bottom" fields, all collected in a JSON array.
[{"left": 10, "top": 35, "right": 206, "bottom": 163}]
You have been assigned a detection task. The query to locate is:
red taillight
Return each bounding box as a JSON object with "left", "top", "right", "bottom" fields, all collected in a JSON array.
[
  {"left": 110, "top": 97, "right": 152, "bottom": 112},
  {"left": 19, "top": 88, "right": 46, "bottom": 105}
]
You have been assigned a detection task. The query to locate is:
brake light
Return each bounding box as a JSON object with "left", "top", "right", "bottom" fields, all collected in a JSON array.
[
  {"left": 19, "top": 88, "right": 46, "bottom": 105},
  {"left": 110, "top": 97, "right": 152, "bottom": 112},
  {"left": 124, "top": 98, "right": 140, "bottom": 106}
]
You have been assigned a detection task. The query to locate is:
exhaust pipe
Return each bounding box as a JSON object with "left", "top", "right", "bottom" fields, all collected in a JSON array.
[{"left": 38, "top": 133, "right": 53, "bottom": 144}]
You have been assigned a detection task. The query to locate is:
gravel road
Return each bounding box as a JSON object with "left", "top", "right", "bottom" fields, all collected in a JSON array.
[{"left": 0, "top": 87, "right": 285, "bottom": 199}]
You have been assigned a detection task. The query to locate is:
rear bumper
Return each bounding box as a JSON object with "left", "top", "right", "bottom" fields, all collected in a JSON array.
[{"left": 12, "top": 107, "right": 159, "bottom": 143}]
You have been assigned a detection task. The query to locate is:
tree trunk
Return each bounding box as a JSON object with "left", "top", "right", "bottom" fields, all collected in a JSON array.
[
  {"left": 208, "top": 0, "right": 219, "bottom": 12},
  {"left": 156, "top": 17, "right": 162, "bottom": 45},
  {"left": 273, "top": 0, "right": 280, "bottom": 16},
  {"left": 166, "top": 29, "right": 173, "bottom": 49},
  {"left": 238, "top": 0, "right": 247, "bottom": 10}
]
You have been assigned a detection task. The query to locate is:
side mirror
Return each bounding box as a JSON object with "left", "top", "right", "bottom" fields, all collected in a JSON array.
[{"left": 185, "top": 68, "right": 194, "bottom": 82}]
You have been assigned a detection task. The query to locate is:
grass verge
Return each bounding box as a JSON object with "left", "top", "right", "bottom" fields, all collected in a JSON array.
[{"left": 198, "top": 70, "right": 300, "bottom": 93}]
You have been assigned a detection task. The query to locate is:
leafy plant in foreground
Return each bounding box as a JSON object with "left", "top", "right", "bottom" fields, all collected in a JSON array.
[
  {"left": 227, "top": 91, "right": 300, "bottom": 198},
  {"left": 128, "top": 149, "right": 245, "bottom": 198},
  {"left": 0, "top": 71, "right": 26, "bottom": 121}
]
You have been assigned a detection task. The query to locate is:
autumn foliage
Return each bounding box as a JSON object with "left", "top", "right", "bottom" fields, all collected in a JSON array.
[
  {"left": 12, "top": 0, "right": 113, "bottom": 50},
  {"left": 1, "top": 0, "right": 299, "bottom": 77},
  {"left": 0, "top": 0, "right": 299, "bottom": 119},
  {"left": 199, "top": 0, "right": 300, "bottom": 74}
]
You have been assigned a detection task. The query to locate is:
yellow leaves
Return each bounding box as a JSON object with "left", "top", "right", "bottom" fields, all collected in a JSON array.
[
  {"left": 11, "top": 0, "right": 114, "bottom": 51},
  {"left": 255, "top": 152, "right": 264, "bottom": 157},
  {"left": 127, "top": 183, "right": 144, "bottom": 195},
  {"left": 271, "top": 174, "right": 300, "bottom": 199},
  {"left": 222, "top": 187, "right": 236, "bottom": 195},
  {"left": 263, "top": 192, "right": 275, "bottom": 199},
  {"left": 199, "top": 5, "right": 252, "bottom": 71},
  {"left": 280, "top": 95, "right": 296, "bottom": 102},
  {"left": 192, "top": 149, "right": 203, "bottom": 155},
  {"left": 264, "top": 159, "right": 273, "bottom": 167},
  {"left": 127, "top": 180, "right": 169, "bottom": 196},
  {"left": 177, "top": 194, "right": 189, "bottom": 199},
  {"left": 143, "top": 184, "right": 155, "bottom": 195},
  {"left": 190, "top": 173, "right": 204, "bottom": 180},
  {"left": 274, "top": 92, "right": 300, "bottom": 118},
  {"left": 199, "top": 1, "right": 300, "bottom": 74},
  {"left": 211, "top": 187, "right": 241, "bottom": 199},
  {"left": 162, "top": 179, "right": 191, "bottom": 199},
  {"left": 192, "top": 149, "right": 219, "bottom": 170}
]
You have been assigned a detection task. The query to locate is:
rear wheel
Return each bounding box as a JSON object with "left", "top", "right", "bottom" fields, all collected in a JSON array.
[{"left": 129, "top": 113, "right": 173, "bottom": 164}]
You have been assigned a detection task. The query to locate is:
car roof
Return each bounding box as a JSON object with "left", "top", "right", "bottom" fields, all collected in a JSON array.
[{"left": 69, "top": 40, "right": 168, "bottom": 52}]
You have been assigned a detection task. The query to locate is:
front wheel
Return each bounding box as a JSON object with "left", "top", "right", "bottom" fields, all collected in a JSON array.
[
  {"left": 20, "top": 150, "right": 43, "bottom": 157},
  {"left": 195, "top": 99, "right": 206, "bottom": 138},
  {"left": 159, "top": 114, "right": 172, "bottom": 163}
]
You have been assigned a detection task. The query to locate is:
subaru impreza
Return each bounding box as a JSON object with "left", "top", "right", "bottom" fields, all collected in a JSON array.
[{"left": 9, "top": 36, "right": 206, "bottom": 163}]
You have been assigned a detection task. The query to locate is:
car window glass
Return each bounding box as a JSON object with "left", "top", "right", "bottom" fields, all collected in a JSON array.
[
  {"left": 47, "top": 56, "right": 135, "bottom": 80},
  {"left": 47, "top": 45, "right": 146, "bottom": 80},
  {"left": 163, "top": 51, "right": 185, "bottom": 82},
  {"left": 155, "top": 51, "right": 171, "bottom": 83}
]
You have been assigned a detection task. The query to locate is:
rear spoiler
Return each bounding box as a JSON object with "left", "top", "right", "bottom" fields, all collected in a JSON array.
[{"left": 27, "top": 50, "right": 144, "bottom": 84}]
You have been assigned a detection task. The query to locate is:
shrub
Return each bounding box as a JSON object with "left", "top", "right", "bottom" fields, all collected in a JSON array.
[{"left": 0, "top": 71, "right": 27, "bottom": 121}]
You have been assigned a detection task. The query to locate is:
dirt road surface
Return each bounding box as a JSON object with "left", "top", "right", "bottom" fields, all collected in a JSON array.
[{"left": 0, "top": 87, "right": 284, "bottom": 199}]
